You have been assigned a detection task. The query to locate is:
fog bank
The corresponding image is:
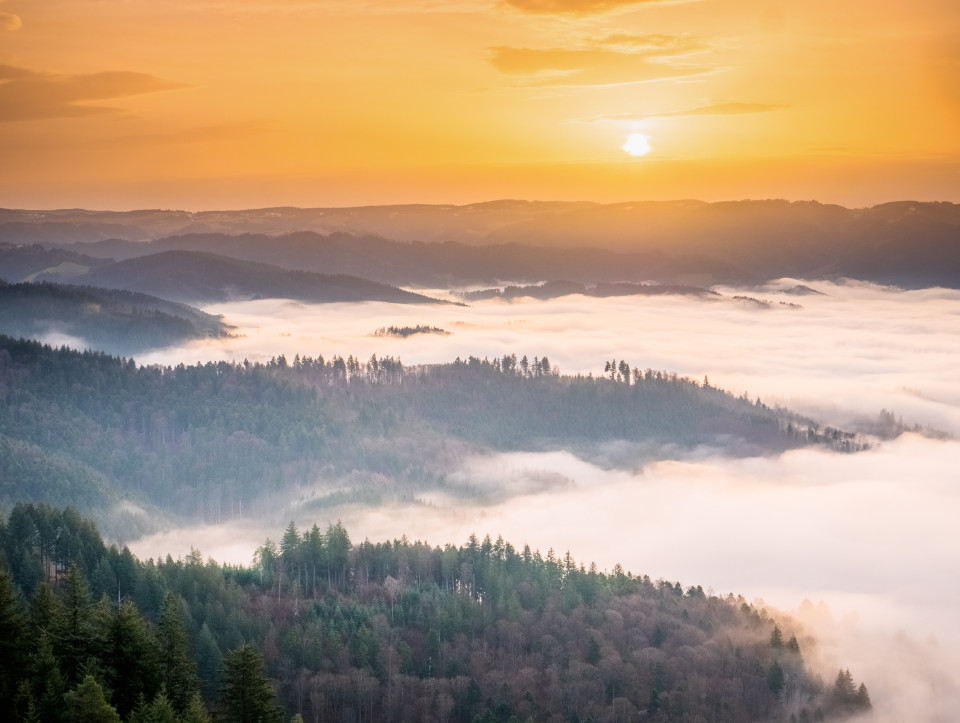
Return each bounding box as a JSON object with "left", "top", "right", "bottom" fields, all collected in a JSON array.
[
  {"left": 135, "top": 280, "right": 960, "bottom": 434},
  {"left": 131, "top": 433, "right": 960, "bottom": 721},
  {"left": 127, "top": 279, "right": 960, "bottom": 720}
]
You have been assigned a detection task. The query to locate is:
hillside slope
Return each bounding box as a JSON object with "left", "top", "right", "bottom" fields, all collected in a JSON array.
[
  {"left": 0, "top": 337, "right": 861, "bottom": 535},
  {"left": 0, "top": 280, "right": 232, "bottom": 356}
]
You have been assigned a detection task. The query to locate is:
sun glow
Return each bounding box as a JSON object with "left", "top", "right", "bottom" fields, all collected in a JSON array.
[{"left": 623, "top": 133, "right": 651, "bottom": 157}]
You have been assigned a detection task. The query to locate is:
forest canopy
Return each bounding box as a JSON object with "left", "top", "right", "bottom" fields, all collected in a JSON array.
[
  {"left": 0, "top": 504, "right": 871, "bottom": 722},
  {"left": 0, "top": 336, "right": 863, "bottom": 538}
]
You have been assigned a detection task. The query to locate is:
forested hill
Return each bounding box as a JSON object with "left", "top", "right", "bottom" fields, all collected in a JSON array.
[
  {"left": 0, "top": 245, "right": 448, "bottom": 306},
  {"left": 0, "top": 505, "right": 872, "bottom": 722},
  {"left": 0, "top": 281, "right": 232, "bottom": 356},
  {"left": 0, "top": 336, "right": 861, "bottom": 537},
  {"left": 82, "top": 251, "right": 447, "bottom": 305}
]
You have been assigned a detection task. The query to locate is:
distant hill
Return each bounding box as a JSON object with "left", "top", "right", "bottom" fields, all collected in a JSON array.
[
  {"left": 0, "top": 246, "right": 449, "bottom": 305},
  {"left": 2, "top": 199, "right": 959, "bottom": 287},
  {"left": 461, "top": 280, "right": 718, "bottom": 302},
  {"left": 0, "top": 242, "right": 113, "bottom": 282},
  {"left": 68, "top": 232, "right": 704, "bottom": 288},
  {"left": 84, "top": 250, "right": 447, "bottom": 305},
  {"left": 0, "top": 280, "right": 232, "bottom": 356}
]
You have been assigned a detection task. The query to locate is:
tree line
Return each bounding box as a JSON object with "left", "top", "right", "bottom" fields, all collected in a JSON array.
[
  {"left": 0, "top": 335, "right": 865, "bottom": 539},
  {"left": 0, "top": 504, "right": 871, "bottom": 722}
]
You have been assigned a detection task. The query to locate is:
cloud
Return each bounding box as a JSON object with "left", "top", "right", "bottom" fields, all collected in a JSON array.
[
  {"left": 154, "top": 0, "right": 492, "bottom": 17},
  {"left": 0, "top": 11, "right": 21, "bottom": 31},
  {"left": 684, "top": 102, "right": 785, "bottom": 115},
  {"left": 581, "top": 102, "right": 787, "bottom": 123},
  {"left": 490, "top": 47, "right": 628, "bottom": 74},
  {"left": 593, "top": 32, "right": 707, "bottom": 53},
  {"left": 0, "top": 64, "right": 187, "bottom": 122},
  {"left": 503, "top": 0, "right": 685, "bottom": 16},
  {"left": 489, "top": 45, "right": 709, "bottom": 87}
]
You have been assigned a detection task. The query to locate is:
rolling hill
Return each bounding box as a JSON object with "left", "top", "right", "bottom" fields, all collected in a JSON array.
[
  {"left": 3, "top": 199, "right": 959, "bottom": 287},
  {"left": 0, "top": 280, "right": 232, "bottom": 356}
]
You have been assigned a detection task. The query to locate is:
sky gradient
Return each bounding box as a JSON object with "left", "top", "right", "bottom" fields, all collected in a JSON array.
[{"left": 1, "top": 0, "right": 958, "bottom": 209}]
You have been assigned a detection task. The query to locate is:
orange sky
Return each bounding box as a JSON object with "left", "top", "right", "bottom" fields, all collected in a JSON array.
[{"left": 1, "top": 0, "right": 958, "bottom": 209}]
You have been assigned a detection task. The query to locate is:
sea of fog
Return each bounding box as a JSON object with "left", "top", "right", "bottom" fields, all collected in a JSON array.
[{"left": 127, "top": 280, "right": 960, "bottom": 721}]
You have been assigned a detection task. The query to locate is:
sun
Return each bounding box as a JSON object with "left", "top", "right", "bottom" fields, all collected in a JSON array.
[{"left": 622, "top": 133, "right": 651, "bottom": 157}]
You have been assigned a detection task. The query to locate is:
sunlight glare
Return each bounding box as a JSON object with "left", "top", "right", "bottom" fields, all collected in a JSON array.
[{"left": 623, "top": 133, "right": 651, "bottom": 157}]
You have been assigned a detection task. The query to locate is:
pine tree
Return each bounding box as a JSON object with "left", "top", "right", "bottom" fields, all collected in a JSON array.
[
  {"left": 12, "top": 680, "right": 40, "bottom": 723},
  {"left": 146, "top": 691, "right": 178, "bottom": 723},
  {"left": 766, "top": 661, "right": 786, "bottom": 694},
  {"left": 195, "top": 622, "right": 222, "bottom": 702},
  {"left": 157, "top": 593, "right": 200, "bottom": 713},
  {"left": 103, "top": 599, "right": 159, "bottom": 718},
  {"left": 31, "top": 632, "right": 67, "bottom": 723},
  {"left": 62, "top": 676, "right": 121, "bottom": 723},
  {"left": 219, "top": 644, "right": 283, "bottom": 723},
  {"left": 770, "top": 625, "right": 784, "bottom": 649},
  {"left": 28, "top": 582, "right": 59, "bottom": 637},
  {"left": 786, "top": 635, "right": 801, "bottom": 653},
  {"left": 0, "top": 565, "right": 28, "bottom": 719},
  {"left": 54, "top": 565, "right": 96, "bottom": 684},
  {"left": 129, "top": 692, "right": 179, "bottom": 723},
  {"left": 181, "top": 694, "right": 213, "bottom": 723}
]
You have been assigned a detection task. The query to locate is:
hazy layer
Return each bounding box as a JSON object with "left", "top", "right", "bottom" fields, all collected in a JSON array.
[
  {"left": 137, "top": 279, "right": 960, "bottom": 433},
  {"left": 128, "top": 279, "right": 960, "bottom": 720},
  {"left": 133, "top": 435, "right": 958, "bottom": 630}
]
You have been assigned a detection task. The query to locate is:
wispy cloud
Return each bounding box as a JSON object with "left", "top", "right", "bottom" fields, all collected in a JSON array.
[
  {"left": 580, "top": 102, "right": 787, "bottom": 123},
  {"left": 489, "top": 42, "right": 710, "bottom": 87},
  {"left": 171, "top": 0, "right": 492, "bottom": 17},
  {"left": 683, "top": 102, "right": 786, "bottom": 115},
  {"left": 592, "top": 32, "right": 708, "bottom": 53},
  {"left": 0, "top": 0, "right": 20, "bottom": 31},
  {"left": 502, "top": 0, "right": 694, "bottom": 16},
  {"left": 491, "top": 47, "right": 628, "bottom": 74},
  {"left": 0, "top": 12, "right": 20, "bottom": 31},
  {"left": 0, "top": 65, "right": 187, "bottom": 122}
]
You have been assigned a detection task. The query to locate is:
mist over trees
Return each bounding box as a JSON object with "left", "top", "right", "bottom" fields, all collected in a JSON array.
[
  {"left": 0, "top": 505, "right": 871, "bottom": 722},
  {"left": 0, "top": 280, "right": 232, "bottom": 356},
  {"left": 0, "top": 336, "right": 863, "bottom": 537}
]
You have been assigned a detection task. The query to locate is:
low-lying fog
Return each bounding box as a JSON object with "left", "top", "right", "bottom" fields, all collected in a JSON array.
[
  {"left": 128, "top": 279, "right": 960, "bottom": 720},
  {"left": 135, "top": 279, "right": 960, "bottom": 434}
]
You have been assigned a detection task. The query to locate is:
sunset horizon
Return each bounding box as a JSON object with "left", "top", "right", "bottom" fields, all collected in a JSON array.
[{"left": 2, "top": 0, "right": 958, "bottom": 209}]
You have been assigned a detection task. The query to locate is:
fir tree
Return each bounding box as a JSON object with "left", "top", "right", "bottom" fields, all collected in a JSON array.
[
  {"left": 103, "top": 600, "right": 159, "bottom": 718},
  {"left": 767, "top": 660, "right": 786, "bottom": 694},
  {"left": 181, "top": 694, "right": 213, "bottom": 723},
  {"left": 62, "top": 676, "right": 121, "bottom": 723},
  {"left": 219, "top": 644, "right": 283, "bottom": 723},
  {"left": 54, "top": 565, "right": 96, "bottom": 685},
  {"left": 770, "top": 624, "right": 784, "bottom": 649},
  {"left": 157, "top": 593, "right": 200, "bottom": 713},
  {"left": 0, "top": 565, "right": 28, "bottom": 719}
]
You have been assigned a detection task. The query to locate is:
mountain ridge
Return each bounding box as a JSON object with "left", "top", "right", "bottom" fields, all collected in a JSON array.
[{"left": 4, "top": 199, "right": 957, "bottom": 288}]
